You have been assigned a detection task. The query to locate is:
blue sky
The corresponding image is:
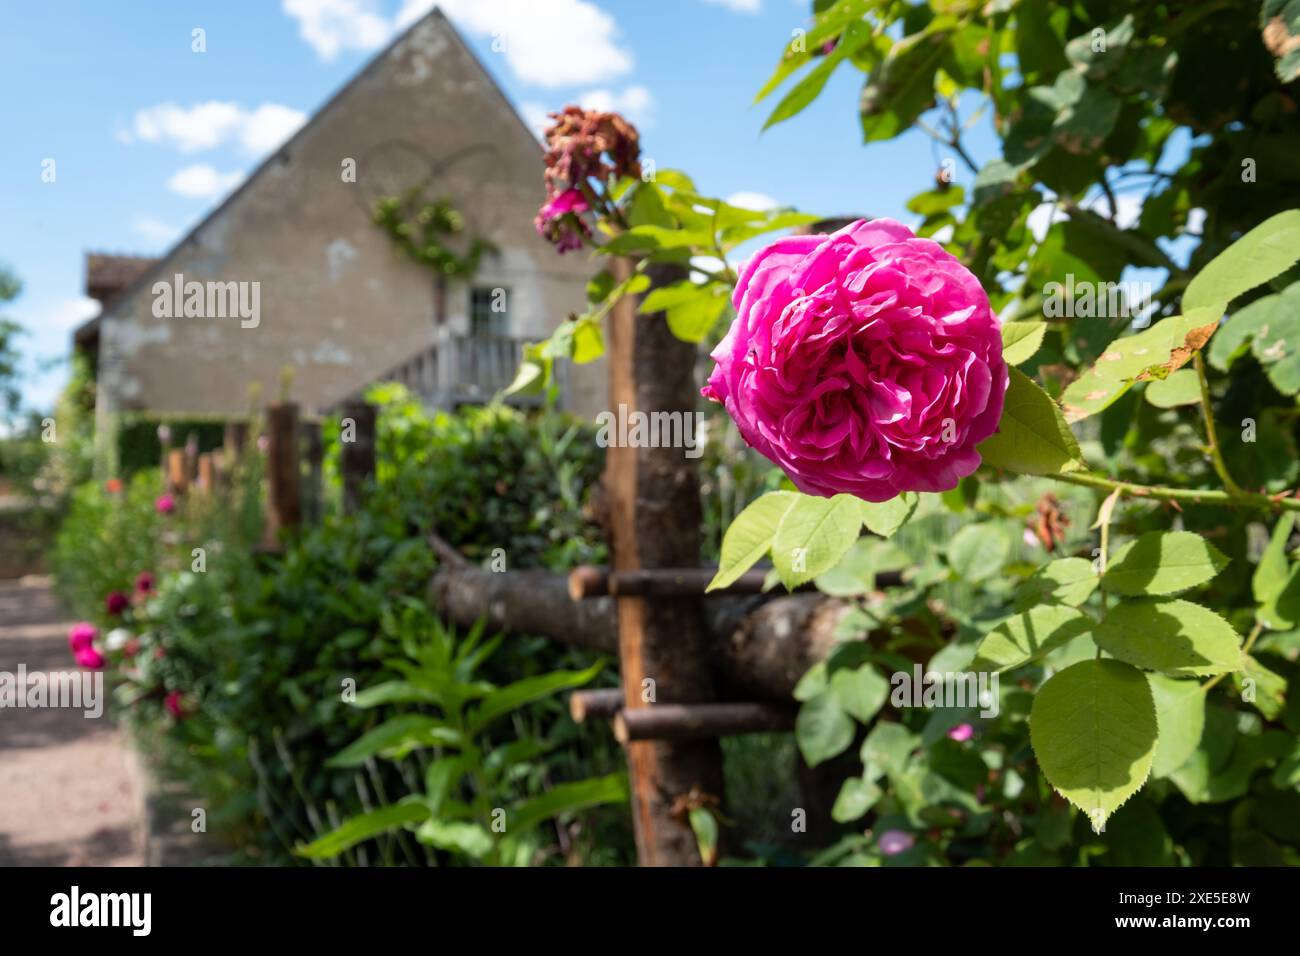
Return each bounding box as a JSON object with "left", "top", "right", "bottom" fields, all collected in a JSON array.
[{"left": 1, "top": 0, "right": 1008, "bottom": 413}]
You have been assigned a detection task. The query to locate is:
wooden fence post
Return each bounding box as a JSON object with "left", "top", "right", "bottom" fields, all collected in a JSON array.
[
  {"left": 262, "top": 402, "right": 302, "bottom": 548},
  {"left": 196, "top": 453, "right": 215, "bottom": 495},
  {"left": 223, "top": 421, "right": 248, "bottom": 477},
  {"left": 604, "top": 259, "right": 726, "bottom": 866},
  {"left": 339, "top": 401, "right": 376, "bottom": 515},
  {"left": 166, "top": 450, "right": 189, "bottom": 495},
  {"left": 300, "top": 420, "right": 324, "bottom": 524}
]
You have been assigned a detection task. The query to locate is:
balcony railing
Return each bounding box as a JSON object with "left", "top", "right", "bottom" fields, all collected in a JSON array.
[{"left": 342, "top": 334, "right": 559, "bottom": 410}]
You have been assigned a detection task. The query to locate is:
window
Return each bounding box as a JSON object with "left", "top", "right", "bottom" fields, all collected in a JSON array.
[{"left": 470, "top": 286, "right": 509, "bottom": 337}]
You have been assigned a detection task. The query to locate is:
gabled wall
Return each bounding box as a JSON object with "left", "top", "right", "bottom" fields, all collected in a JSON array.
[{"left": 96, "top": 10, "right": 604, "bottom": 431}]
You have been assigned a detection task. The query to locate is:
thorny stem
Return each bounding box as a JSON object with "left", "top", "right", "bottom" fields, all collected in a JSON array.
[
  {"left": 1195, "top": 351, "right": 1245, "bottom": 497},
  {"left": 1049, "top": 471, "right": 1300, "bottom": 514}
]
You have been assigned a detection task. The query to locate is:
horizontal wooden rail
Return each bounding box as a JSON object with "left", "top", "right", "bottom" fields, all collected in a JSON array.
[
  {"left": 568, "top": 564, "right": 902, "bottom": 600},
  {"left": 613, "top": 702, "right": 797, "bottom": 743},
  {"left": 569, "top": 688, "right": 623, "bottom": 723}
]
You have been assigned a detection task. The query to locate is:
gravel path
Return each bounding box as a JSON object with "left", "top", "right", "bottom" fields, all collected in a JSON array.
[{"left": 0, "top": 576, "right": 145, "bottom": 866}]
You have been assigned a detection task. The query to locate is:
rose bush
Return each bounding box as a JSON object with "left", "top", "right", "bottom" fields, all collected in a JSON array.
[{"left": 702, "top": 219, "right": 1007, "bottom": 501}]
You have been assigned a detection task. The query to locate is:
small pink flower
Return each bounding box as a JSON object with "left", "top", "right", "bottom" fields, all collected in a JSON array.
[
  {"left": 68, "top": 622, "right": 98, "bottom": 652},
  {"left": 164, "top": 690, "right": 188, "bottom": 719},
  {"left": 534, "top": 187, "right": 591, "bottom": 253},
  {"left": 75, "top": 645, "right": 106, "bottom": 669},
  {"left": 878, "top": 829, "right": 915, "bottom": 857},
  {"left": 155, "top": 493, "right": 176, "bottom": 515},
  {"left": 105, "top": 591, "right": 129, "bottom": 616},
  {"left": 947, "top": 723, "right": 974, "bottom": 742},
  {"left": 135, "top": 571, "right": 155, "bottom": 594}
]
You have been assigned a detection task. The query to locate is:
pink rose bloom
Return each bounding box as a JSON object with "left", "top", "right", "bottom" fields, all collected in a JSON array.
[
  {"left": 105, "top": 590, "right": 129, "bottom": 616},
  {"left": 68, "top": 622, "right": 98, "bottom": 652},
  {"left": 702, "top": 219, "right": 1007, "bottom": 501},
  {"left": 75, "top": 645, "right": 105, "bottom": 669},
  {"left": 135, "top": 571, "right": 155, "bottom": 594},
  {"left": 877, "top": 829, "right": 915, "bottom": 857},
  {"left": 164, "top": 690, "right": 188, "bottom": 719},
  {"left": 947, "top": 722, "right": 974, "bottom": 742},
  {"left": 534, "top": 187, "right": 591, "bottom": 253},
  {"left": 155, "top": 493, "right": 176, "bottom": 515}
]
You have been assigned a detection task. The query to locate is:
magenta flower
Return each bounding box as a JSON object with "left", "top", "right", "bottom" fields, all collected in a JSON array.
[
  {"left": 105, "top": 590, "right": 129, "bottom": 616},
  {"left": 702, "top": 219, "right": 1007, "bottom": 501},
  {"left": 534, "top": 187, "right": 591, "bottom": 253},
  {"left": 68, "top": 622, "right": 98, "bottom": 652},
  {"left": 75, "top": 645, "right": 106, "bottom": 669},
  {"left": 134, "top": 571, "right": 155, "bottom": 594},
  {"left": 155, "top": 493, "right": 176, "bottom": 515},
  {"left": 877, "top": 829, "right": 915, "bottom": 857},
  {"left": 947, "top": 722, "right": 974, "bottom": 742},
  {"left": 164, "top": 690, "right": 188, "bottom": 720}
]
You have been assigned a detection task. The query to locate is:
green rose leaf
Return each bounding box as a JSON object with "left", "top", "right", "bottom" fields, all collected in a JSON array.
[
  {"left": 1255, "top": 513, "right": 1300, "bottom": 629},
  {"left": 830, "top": 664, "right": 890, "bottom": 723},
  {"left": 1143, "top": 368, "right": 1200, "bottom": 408},
  {"left": 796, "top": 689, "right": 856, "bottom": 767},
  {"left": 978, "top": 367, "right": 1084, "bottom": 475},
  {"left": 1093, "top": 599, "right": 1244, "bottom": 677},
  {"left": 947, "top": 523, "right": 1011, "bottom": 583},
  {"left": 707, "top": 491, "right": 797, "bottom": 592},
  {"left": 1029, "top": 659, "right": 1158, "bottom": 832},
  {"left": 860, "top": 492, "right": 918, "bottom": 538},
  {"left": 1148, "top": 674, "right": 1207, "bottom": 779},
  {"left": 1183, "top": 209, "right": 1300, "bottom": 315},
  {"left": 1060, "top": 312, "right": 1213, "bottom": 422},
  {"left": 971, "top": 604, "right": 1094, "bottom": 673},
  {"left": 1101, "top": 531, "right": 1230, "bottom": 596},
  {"left": 1013, "top": 556, "right": 1099, "bottom": 611},
  {"left": 831, "top": 776, "right": 882, "bottom": 823},
  {"left": 1001, "top": 320, "right": 1047, "bottom": 365},
  {"left": 772, "top": 493, "right": 865, "bottom": 589}
]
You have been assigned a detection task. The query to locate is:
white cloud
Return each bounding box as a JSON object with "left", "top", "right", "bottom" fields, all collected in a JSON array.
[
  {"left": 129, "top": 101, "right": 306, "bottom": 155},
  {"left": 396, "top": 0, "right": 633, "bottom": 88},
  {"left": 700, "top": 0, "right": 762, "bottom": 12},
  {"left": 576, "top": 85, "right": 654, "bottom": 125},
  {"left": 31, "top": 296, "right": 101, "bottom": 334},
  {"left": 166, "top": 164, "right": 245, "bottom": 199},
  {"left": 283, "top": 0, "right": 390, "bottom": 62},
  {"left": 132, "top": 216, "right": 182, "bottom": 246},
  {"left": 725, "top": 191, "right": 778, "bottom": 211}
]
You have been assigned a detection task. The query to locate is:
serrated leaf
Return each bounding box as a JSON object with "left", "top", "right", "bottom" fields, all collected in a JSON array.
[
  {"left": 707, "top": 491, "right": 798, "bottom": 591},
  {"left": 1094, "top": 599, "right": 1244, "bottom": 677},
  {"left": 1183, "top": 209, "right": 1300, "bottom": 314},
  {"left": 1101, "top": 531, "right": 1229, "bottom": 597},
  {"left": 1148, "top": 674, "right": 1206, "bottom": 779},
  {"left": 860, "top": 492, "right": 918, "bottom": 538},
  {"left": 971, "top": 605, "right": 1094, "bottom": 673},
  {"left": 796, "top": 689, "right": 856, "bottom": 767},
  {"left": 1256, "top": 513, "right": 1300, "bottom": 629},
  {"left": 1001, "top": 320, "right": 1046, "bottom": 365},
  {"left": 772, "top": 493, "right": 865, "bottom": 589},
  {"left": 947, "top": 523, "right": 1010, "bottom": 583},
  {"left": 1029, "top": 659, "right": 1157, "bottom": 833},
  {"left": 1060, "top": 312, "right": 1212, "bottom": 422},
  {"left": 1013, "top": 557, "right": 1099, "bottom": 611},
  {"left": 977, "top": 367, "right": 1083, "bottom": 474}
]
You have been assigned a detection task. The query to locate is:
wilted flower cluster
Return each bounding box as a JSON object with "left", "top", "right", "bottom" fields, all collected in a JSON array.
[{"left": 535, "top": 106, "right": 642, "bottom": 253}]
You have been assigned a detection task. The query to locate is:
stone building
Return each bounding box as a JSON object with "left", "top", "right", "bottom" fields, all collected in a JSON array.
[{"left": 74, "top": 7, "right": 603, "bottom": 443}]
